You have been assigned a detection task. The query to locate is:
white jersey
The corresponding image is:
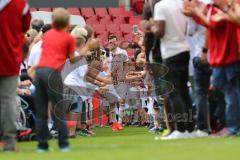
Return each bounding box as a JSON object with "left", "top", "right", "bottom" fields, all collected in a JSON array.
[
  {"left": 63, "top": 54, "right": 98, "bottom": 101},
  {"left": 28, "top": 41, "right": 42, "bottom": 67}
]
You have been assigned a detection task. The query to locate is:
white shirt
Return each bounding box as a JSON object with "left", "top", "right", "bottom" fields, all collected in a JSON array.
[
  {"left": 108, "top": 47, "right": 129, "bottom": 66},
  {"left": 187, "top": 18, "right": 206, "bottom": 76},
  {"left": 28, "top": 41, "right": 42, "bottom": 67},
  {"left": 63, "top": 55, "right": 98, "bottom": 101},
  {"left": 154, "top": 0, "right": 189, "bottom": 59}
]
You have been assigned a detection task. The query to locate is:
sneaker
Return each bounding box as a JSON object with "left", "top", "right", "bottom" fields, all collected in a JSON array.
[
  {"left": 19, "top": 128, "right": 32, "bottom": 137},
  {"left": 78, "top": 131, "right": 90, "bottom": 137},
  {"left": 60, "top": 147, "right": 70, "bottom": 153},
  {"left": 82, "top": 129, "right": 94, "bottom": 136},
  {"left": 112, "top": 122, "right": 119, "bottom": 131},
  {"left": 183, "top": 131, "right": 197, "bottom": 139},
  {"left": 161, "top": 130, "right": 186, "bottom": 140},
  {"left": 117, "top": 123, "right": 124, "bottom": 130},
  {"left": 211, "top": 128, "right": 233, "bottom": 137},
  {"left": 149, "top": 127, "right": 163, "bottom": 134},
  {"left": 195, "top": 130, "right": 209, "bottom": 138},
  {"left": 161, "top": 129, "right": 170, "bottom": 137}
]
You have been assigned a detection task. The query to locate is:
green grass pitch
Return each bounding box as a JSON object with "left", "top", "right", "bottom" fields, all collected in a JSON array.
[{"left": 0, "top": 127, "right": 239, "bottom": 160}]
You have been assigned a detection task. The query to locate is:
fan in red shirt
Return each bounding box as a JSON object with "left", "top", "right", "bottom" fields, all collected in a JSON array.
[
  {"left": 0, "top": 0, "right": 31, "bottom": 76},
  {"left": 0, "top": 0, "right": 31, "bottom": 151},
  {"left": 38, "top": 29, "right": 75, "bottom": 69},
  {"left": 34, "top": 8, "right": 76, "bottom": 153},
  {"left": 183, "top": 0, "right": 240, "bottom": 136}
]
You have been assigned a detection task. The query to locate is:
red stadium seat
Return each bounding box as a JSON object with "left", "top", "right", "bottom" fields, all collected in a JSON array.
[
  {"left": 113, "top": 16, "right": 126, "bottom": 24},
  {"left": 81, "top": 8, "right": 95, "bottom": 18},
  {"left": 67, "top": 8, "right": 81, "bottom": 15},
  {"left": 99, "top": 16, "right": 112, "bottom": 24},
  {"left": 124, "top": 33, "right": 133, "bottom": 41},
  {"left": 122, "top": 10, "right": 135, "bottom": 17},
  {"left": 94, "top": 8, "right": 108, "bottom": 18},
  {"left": 86, "top": 16, "right": 99, "bottom": 24},
  {"left": 96, "top": 33, "right": 108, "bottom": 45},
  {"left": 92, "top": 24, "right": 106, "bottom": 35},
  {"left": 97, "top": 32, "right": 109, "bottom": 37},
  {"left": 118, "top": 36, "right": 124, "bottom": 43},
  {"left": 129, "top": 16, "right": 142, "bottom": 25},
  {"left": 114, "top": 31, "right": 123, "bottom": 39},
  {"left": 108, "top": 8, "right": 120, "bottom": 18},
  {"left": 120, "top": 24, "right": 133, "bottom": 35},
  {"left": 106, "top": 24, "right": 120, "bottom": 34},
  {"left": 38, "top": 8, "right": 52, "bottom": 12}
]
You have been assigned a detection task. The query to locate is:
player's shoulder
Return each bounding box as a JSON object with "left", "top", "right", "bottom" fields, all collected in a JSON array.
[{"left": 117, "top": 47, "right": 127, "bottom": 54}]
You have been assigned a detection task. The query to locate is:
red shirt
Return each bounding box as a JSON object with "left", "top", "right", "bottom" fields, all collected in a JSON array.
[
  {"left": 195, "top": 6, "right": 239, "bottom": 67},
  {"left": 238, "top": 28, "right": 240, "bottom": 52},
  {"left": 38, "top": 29, "right": 75, "bottom": 69},
  {"left": 0, "top": 0, "right": 31, "bottom": 76}
]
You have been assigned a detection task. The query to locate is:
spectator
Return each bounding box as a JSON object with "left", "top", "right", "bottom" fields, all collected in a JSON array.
[
  {"left": 187, "top": 19, "right": 211, "bottom": 137},
  {"left": 34, "top": 8, "right": 75, "bottom": 153},
  {"left": 0, "top": 0, "right": 31, "bottom": 151},
  {"left": 28, "top": 24, "right": 52, "bottom": 68},
  {"left": 141, "top": 0, "right": 161, "bottom": 63},
  {"left": 152, "top": 0, "right": 195, "bottom": 140},
  {"left": 31, "top": 19, "right": 44, "bottom": 33},
  {"left": 183, "top": 0, "right": 240, "bottom": 136}
]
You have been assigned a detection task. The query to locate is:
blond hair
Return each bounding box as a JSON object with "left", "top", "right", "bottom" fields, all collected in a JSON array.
[
  {"left": 26, "top": 29, "right": 38, "bottom": 39},
  {"left": 71, "top": 26, "right": 88, "bottom": 47},
  {"left": 52, "top": 8, "right": 70, "bottom": 30}
]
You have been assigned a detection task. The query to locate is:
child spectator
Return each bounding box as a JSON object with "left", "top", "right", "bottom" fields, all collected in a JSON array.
[{"left": 34, "top": 8, "right": 76, "bottom": 153}]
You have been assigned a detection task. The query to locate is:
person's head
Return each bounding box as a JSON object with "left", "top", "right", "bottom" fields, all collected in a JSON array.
[
  {"left": 52, "top": 8, "right": 70, "bottom": 30},
  {"left": 84, "top": 25, "right": 94, "bottom": 40},
  {"left": 71, "top": 26, "right": 88, "bottom": 49},
  {"left": 25, "top": 29, "right": 38, "bottom": 44},
  {"left": 108, "top": 34, "right": 118, "bottom": 51},
  {"left": 31, "top": 19, "right": 44, "bottom": 32}
]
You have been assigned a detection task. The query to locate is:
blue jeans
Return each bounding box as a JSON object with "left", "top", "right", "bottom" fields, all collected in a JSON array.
[
  {"left": 35, "top": 68, "right": 69, "bottom": 149},
  {"left": 193, "top": 58, "right": 211, "bottom": 131},
  {"left": 212, "top": 62, "right": 240, "bottom": 134}
]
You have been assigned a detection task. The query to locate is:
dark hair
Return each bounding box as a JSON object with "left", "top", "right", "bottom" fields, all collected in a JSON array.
[
  {"left": 108, "top": 34, "right": 118, "bottom": 41},
  {"left": 84, "top": 25, "right": 93, "bottom": 41},
  {"left": 41, "top": 24, "right": 52, "bottom": 34},
  {"left": 31, "top": 19, "right": 44, "bottom": 32},
  {"left": 134, "top": 49, "right": 142, "bottom": 60}
]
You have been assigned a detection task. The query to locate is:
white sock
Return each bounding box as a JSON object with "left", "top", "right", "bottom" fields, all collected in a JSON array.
[{"left": 118, "top": 104, "right": 125, "bottom": 124}]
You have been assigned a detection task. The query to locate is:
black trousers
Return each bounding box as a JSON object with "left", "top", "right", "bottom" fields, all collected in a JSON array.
[
  {"left": 35, "top": 67, "right": 69, "bottom": 149},
  {"left": 163, "top": 51, "right": 195, "bottom": 132}
]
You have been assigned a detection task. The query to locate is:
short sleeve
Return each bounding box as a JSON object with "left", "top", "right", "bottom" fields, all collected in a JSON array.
[{"left": 153, "top": 2, "right": 166, "bottom": 21}]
